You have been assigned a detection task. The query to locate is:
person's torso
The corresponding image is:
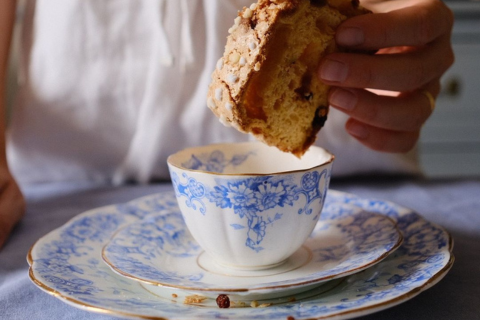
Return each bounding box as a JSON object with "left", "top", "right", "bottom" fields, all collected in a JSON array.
[
  {"left": 7, "top": 0, "right": 420, "bottom": 187},
  {"left": 8, "top": 0, "right": 253, "bottom": 185}
]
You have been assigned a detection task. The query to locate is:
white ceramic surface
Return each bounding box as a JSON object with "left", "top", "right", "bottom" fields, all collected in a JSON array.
[
  {"left": 102, "top": 204, "right": 403, "bottom": 300},
  {"left": 28, "top": 190, "right": 454, "bottom": 320},
  {"left": 167, "top": 142, "right": 335, "bottom": 269}
]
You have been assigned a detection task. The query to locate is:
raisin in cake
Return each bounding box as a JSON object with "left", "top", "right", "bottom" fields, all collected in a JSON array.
[{"left": 207, "top": 0, "right": 369, "bottom": 156}]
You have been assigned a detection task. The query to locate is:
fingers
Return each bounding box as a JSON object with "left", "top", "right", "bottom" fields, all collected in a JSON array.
[
  {"left": 328, "top": 80, "right": 439, "bottom": 132},
  {"left": 317, "top": 0, "right": 454, "bottom": 153},
  {"left": 319, "top": 36, "right": 454, "bottom": 91},
  {"left": 336, "top": 0, "right": 454, "bottom": 49},
  {"left": 328, "top": 79, "right": 440, "bottom": 152},
  {"left": 319, "top": 0, "right": 454, "bottom": 92},
  {"left": 345, "top": 119, "right": 420, "bottom": 153}
]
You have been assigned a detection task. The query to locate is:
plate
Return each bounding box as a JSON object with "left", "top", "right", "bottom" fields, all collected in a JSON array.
[
  {"left": 102, "top": 204, "right": 402, "bottom": 299},
  {"left": 28, "top": 190, "right": 454, "bottom": 320}
]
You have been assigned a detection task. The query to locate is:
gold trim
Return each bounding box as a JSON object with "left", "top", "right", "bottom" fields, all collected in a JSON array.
[
  {"left": 421, "top": 90, "right": 436, "bottom": 111},
  {"left": 27, "top": 246, "right": 33, "bottom": 266},
  {"left": 166, "top": 142, "right": 335, "bottom": 177}
]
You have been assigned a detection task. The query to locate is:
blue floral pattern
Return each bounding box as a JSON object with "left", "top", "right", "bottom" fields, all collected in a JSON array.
[
  {"left": 28, "top": 190, "right": 453, "bottom": 320},
  {"left": 181, "top": 150, "right": 253, "bottom": 173},
  {"left": 104, "top": 210, "right": 203, "bottom": 283},
  {"left": 101, "top": 204, "right": 402, "bottom": 291},
  {"left": 171, "top": 170, "right": 329, "bottom": 251}
]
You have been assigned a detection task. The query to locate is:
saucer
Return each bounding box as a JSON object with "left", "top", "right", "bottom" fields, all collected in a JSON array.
[
  {"left": 102, "top": 204, "right": 403, "bottom": 298},
  {"left": 28, "top": 190, "right": 454, "bottom": 320}
]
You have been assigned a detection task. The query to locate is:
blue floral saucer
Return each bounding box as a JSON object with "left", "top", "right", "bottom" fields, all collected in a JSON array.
[
  {"left": 101, "top": 203, "right": 403, "bottom": 299},
  {"left": 28, "top": 190, "right": 454, "bottom": 320}
]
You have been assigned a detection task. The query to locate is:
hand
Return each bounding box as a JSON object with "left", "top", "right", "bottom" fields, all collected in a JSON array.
[
  {"left": 319, "top": 0, "right": 454, "bottom": 152},
  {"left": 0, "top": 170, "right": 25, "bottom": 249}
]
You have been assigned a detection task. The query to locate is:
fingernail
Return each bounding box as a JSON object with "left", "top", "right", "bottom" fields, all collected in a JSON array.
[
  {"left": 337, "top": 27, "right": 364, "bottom": 46},
  {"left": 330, "top": 88, "right": 357, "bottom": 111},
  {"left": 320, "top": 59, "right": 348, "bottom": 82},
  {"left": 347, "top": 122, "right": 369, "bottom": 140}
]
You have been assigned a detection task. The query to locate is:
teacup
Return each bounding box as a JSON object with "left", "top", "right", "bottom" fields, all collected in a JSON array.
[{"left": 167, "top": 142, "right": 334, "bottom": 270}]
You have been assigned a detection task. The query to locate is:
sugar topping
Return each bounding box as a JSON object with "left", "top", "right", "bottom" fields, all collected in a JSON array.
[
  {"left": 215, "top": 88, "right": 223, "bottom": 101},
  {"left": 229, "top": 52, "right": 241, "bottom": 64},
  {"left": 228, "top": 16, "right": 243, "bottom": 34},
  {"left": 219, "top": 115, "right": 231, "bottom": 127},
  {"left": 227, "top": 74, "right": 239, "bottom": 83},
  {"left": 243, "top": 8, "right": 253, "bottom": 19},
  {"left": 207, "top": 97, "right": 216, "bottom": 110},
  {"left": 216, "top": 58, "right": 224, "bottom": 71}
]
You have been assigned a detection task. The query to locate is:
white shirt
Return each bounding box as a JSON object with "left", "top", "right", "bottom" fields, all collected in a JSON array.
[{"left": 7, "top": 0, "right": 419, "bottom": 187}]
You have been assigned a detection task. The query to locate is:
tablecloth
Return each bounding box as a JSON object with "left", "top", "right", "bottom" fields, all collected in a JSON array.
[{"left": 1, "top": 177, "right": 479, "bottom": 320}]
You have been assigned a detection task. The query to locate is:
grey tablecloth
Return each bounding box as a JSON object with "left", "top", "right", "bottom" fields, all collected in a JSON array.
[{"left": 1, "top": 177, "right": 479, "bottom": 320}]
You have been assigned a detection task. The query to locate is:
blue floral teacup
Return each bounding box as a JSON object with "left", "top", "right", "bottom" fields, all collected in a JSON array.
[{"left": 167, "top": 142, "right": 334, "bottom": 270}]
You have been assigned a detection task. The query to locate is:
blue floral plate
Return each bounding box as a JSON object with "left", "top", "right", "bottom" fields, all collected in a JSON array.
[
  {"left": 101, "top": 203, "right": 403, "bottom": 299},
  {"left": 28, "top": 190, "right": 454, "bottom": 320}
]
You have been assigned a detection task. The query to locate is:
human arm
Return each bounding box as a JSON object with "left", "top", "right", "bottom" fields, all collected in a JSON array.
[
  {"left": 0, "top": 0, "right": 25, "bottom": 249},
  {"left": 319, "top": 0, "right": 454, "bottom": 152}
]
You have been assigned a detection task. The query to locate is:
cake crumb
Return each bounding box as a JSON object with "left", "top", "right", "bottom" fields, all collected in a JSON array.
[
  {"left": 184, "top": 295, "right": 207, "bottom": 305},
  {"left": 231, "top": 301, "right": 247, "bottom": 308},
  {"left": 250, "top": 300, "right": 272, "bottom": 308}
]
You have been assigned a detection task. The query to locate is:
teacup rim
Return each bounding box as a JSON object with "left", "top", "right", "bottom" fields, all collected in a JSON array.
[{"left": 167, "top": 141, "right": 335, "bottom": 177}]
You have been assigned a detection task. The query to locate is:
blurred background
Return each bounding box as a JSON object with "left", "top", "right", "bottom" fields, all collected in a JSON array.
[
  {"left": 5, "top": 0, "right": 480, "bottom": 178},
  {"left": 419, "top": 0, "right": 480, "bottom": 177}
]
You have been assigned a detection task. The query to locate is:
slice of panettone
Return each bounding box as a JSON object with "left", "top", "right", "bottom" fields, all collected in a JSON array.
[{"left": 207, "top": 0, "right": 370, "bottom": 156}]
